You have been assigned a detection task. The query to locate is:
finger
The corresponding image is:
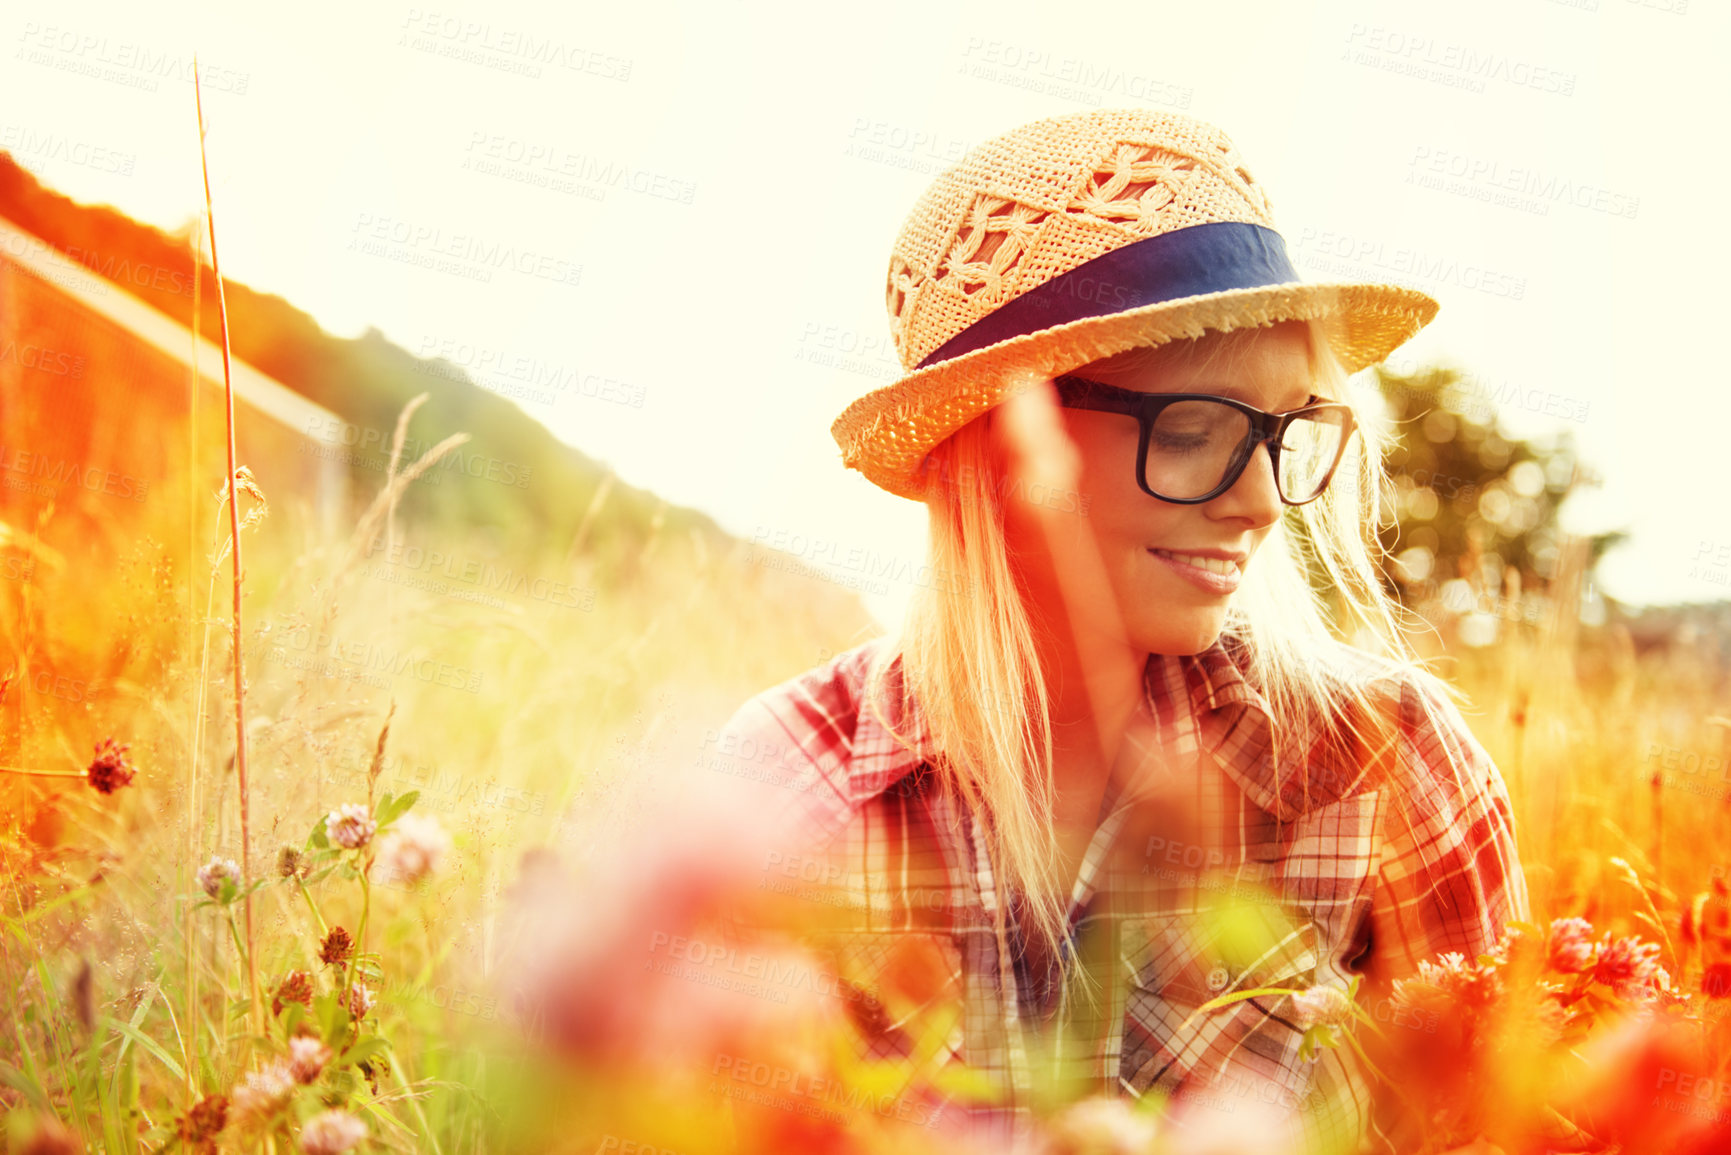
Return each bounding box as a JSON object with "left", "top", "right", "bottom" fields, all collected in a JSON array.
[
  {"left": 995, "top": 373, "right": 1081, "bottom": 496},
  {"left": 990, "top": 376, "right": 1139, "bottom": 761}
]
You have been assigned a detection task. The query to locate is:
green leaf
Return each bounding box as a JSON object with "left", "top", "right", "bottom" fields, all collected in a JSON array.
[
  {"left": 118, "top": 1042, "right": 138, "bottom": 1121},
  {"left": 311, "top": 821, "right": 330, "bottom": 850},
  {"left": 111, "top": 980, "right": 158, "bottom": 1105},
  {"left": 315, "top": 991, "right": 353, "bottom": 1042},
  {"left": 1193, "top": 986, "right": 1303, "bottom": 1015},
  {"left": 338, "top": 1035, "right": 391, "bottom": 1070},
  {"left": 327, "top": 1066, "right": 360, "bottom": 1098},
  {"left": 6, "top": 882, "right": 101, "bottom": 927},
  {"left": 0, "top": 1059, "right": 53, "bottom": 1113},
  {"left": 102, "top": 1016, "right": 186, "bottom": 1083},
  {"left": 376, "top": 791, "right": 419, "bottom": 827}
]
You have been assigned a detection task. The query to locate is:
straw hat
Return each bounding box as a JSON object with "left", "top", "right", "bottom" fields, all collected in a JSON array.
[{"left": 829, "top": 108, "right": 1439, "bottom": 502}]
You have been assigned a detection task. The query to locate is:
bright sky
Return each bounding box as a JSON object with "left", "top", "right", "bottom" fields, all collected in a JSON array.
[{"left": 6, "top": 0, "right": 1726, "bottom": 629}]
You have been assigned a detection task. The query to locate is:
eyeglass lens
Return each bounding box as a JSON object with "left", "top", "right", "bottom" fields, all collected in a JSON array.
[{"left": 1146, "top": 401, "right": 1348, "bottom": 501}]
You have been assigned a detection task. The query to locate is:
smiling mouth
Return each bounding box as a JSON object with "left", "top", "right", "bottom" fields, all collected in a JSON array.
[{"left": 1148, "top": 549, "right": 1243, "bottom": 577}]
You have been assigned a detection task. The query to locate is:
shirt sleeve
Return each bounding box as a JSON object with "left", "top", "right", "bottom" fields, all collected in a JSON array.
[
  {"left": 1363, "top": 671, "right": 1531, "bottom": 981},
  {"left": 1352, "top": 671, "right": 1532, "bottom": 1154},
  {"left": 705, "top": 681, "right": 862, "bottom": 950}
]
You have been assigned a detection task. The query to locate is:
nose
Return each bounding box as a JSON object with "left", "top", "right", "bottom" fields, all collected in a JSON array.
[{"left": 1207, "top": 439, "right": 1284, "bottom": 529}]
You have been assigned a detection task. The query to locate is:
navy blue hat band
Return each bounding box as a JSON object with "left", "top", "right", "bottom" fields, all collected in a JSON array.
[{"left": 915, "top": 221, "right": 1301, "bottom": 371}]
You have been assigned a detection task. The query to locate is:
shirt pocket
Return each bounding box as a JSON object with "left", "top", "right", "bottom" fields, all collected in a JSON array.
[
  {"left": 1118, "top": 904, "right": 1320, "bottom": 1109},
  {"left": 1117, "top": 791, "right": 1384, "bottom": 1105}
]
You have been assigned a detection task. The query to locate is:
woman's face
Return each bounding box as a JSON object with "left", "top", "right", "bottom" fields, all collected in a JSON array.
[{"left": 991, "top": 321, "right": 1316, "bottom": 658}]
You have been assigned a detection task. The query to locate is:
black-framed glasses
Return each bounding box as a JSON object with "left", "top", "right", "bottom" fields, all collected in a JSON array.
[{"left": 1052, "top": 376, "right": 1358, "bottom": 506}]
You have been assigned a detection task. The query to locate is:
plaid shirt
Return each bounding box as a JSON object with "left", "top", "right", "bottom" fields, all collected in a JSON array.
[{"left": 715, "top": 633, "right": 1529, "bottom": 1153}]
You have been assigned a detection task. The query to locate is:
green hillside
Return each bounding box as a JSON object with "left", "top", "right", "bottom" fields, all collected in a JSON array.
[{"left": 0, "top": 152, "right": 713, "bottom": 560}]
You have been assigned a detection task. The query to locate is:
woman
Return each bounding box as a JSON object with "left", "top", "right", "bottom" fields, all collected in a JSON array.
[{"left": 718, "top": 108, "right": 1529, "bottom": 1154}]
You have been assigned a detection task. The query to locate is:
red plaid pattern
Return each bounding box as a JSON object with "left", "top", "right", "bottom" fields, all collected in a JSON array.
[{"left": 716, "top": 633, "right": 1529, "bottom": 1153}]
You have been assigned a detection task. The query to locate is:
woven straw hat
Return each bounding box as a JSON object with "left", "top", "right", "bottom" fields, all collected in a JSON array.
[{"left": 829, "top": 108, "right": 1440, "bottom": 501}]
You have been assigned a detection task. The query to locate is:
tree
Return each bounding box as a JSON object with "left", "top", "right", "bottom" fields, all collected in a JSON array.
[{"left": 1365, "top": 363, "right": 1625, "bottom": 643}]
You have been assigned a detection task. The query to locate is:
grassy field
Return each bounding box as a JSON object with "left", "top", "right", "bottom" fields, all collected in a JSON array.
[
  {"left": 2, "top": 402, "right": 1728, "bottom": 1154},
  {"left": 0, "top": 407, "right": 880, "bottom": 1153}
]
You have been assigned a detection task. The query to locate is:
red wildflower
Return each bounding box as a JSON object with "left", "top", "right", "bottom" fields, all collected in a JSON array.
[
  {"left": 1594, "top": 936, "right": 1664, "bottom": 1000},
  {"left": 272, "top": 970, "right": 314, "bottom": 1017},
  {"left": 85, "top": 738, "right": 136, "bottom": 795},
  {"left": 1546, "top": 918, "right": 1599, "bottom": 974},
  {"left": 176, "top": 1094, "right": 228, "bottom": 1153},
  {"left": 319, "top": 927, "right": 353, "bottom": 966}
]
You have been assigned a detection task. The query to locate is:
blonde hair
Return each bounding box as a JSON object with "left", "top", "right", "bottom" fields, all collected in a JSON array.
[{"left": 856, "top": 317, "right": 1479, "bottom": 1011}]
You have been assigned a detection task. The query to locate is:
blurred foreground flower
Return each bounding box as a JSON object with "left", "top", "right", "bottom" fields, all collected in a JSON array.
[
  {"left": 174, "top": 1094, "right": 227, "bottom": 1153},
  {"left": 229, "top": 1061, "right": 295, "bottom": 1129},
  {"left": 1376, "top": 916, "right": 1729, "bottom": 1153},
  {"left": 1594, "top": 935, "right": 1665, "bottom": 1000},
  {"left": 288, "top": 1035, "right": 332, "bottom": 1084},
  {"left": 15, "top": 1114, "right": 80, "bottom": 1155},
  {"left": 1545, "top": 917, "right": 1597, "bottom": 974},
  {"left": 299, "top": 1109, "right": 368, "bottom": 1155},
  {"left": 491, "top": 755, "right": 965, "bottom": 1152},
  {"left": 371, "top": 811, "right": 451, "bottom": 885},
  {"left": 1038, "top": 1097, "right": 1161, "bottom": 1155}
]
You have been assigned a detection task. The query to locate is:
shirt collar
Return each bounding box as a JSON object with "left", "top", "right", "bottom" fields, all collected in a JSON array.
[
  {"left": 1150, "top": 633, "right": 1296, "bottom": 821},
  {"left": 846, "top": 633, "right": 1319, "bottom": 823}
]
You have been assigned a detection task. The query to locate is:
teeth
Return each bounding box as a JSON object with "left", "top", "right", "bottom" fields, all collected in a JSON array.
[{"left": 1154, "top": 550, "right": 1239, "bottom": 576}]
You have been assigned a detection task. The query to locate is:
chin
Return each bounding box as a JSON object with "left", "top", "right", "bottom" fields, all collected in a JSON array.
[{"left": 1133, "top": 617, "right": 1225, "bottom": 658}]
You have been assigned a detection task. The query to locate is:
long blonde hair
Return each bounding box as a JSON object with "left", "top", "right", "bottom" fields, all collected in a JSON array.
[{"left": 856, "top": 317, "right": 1482, "bottom": 991}]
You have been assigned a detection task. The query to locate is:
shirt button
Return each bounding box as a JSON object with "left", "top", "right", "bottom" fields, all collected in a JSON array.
[{"left": 1206, "top": 966, "right": 1231, "bottom": 992}]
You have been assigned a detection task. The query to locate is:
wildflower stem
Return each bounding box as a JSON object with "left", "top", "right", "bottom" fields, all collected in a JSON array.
[
  {"left": 344, "top": 861, "right": 373, "bottom": 1007},
  {"left": 296, "top": 876, "right": 329, "bottom": 939},
  {"left": 0, "top": 766, "right": 85, "bottom": 779},
  {"left": 193, "top": 53, "right": 260, "bottom": 1037},
  {"left": 223, "top": 907, "right": 249, "bottom": 975}
]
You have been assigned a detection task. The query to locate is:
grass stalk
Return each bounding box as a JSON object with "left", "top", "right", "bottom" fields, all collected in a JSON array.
[{"left": 193, "top": 55, "right": 260, "bottom": 1035}]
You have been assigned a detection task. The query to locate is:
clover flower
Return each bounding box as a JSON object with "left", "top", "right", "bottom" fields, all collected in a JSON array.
[
  {"left": 299, "top": 1109, "right": 368, "bottom": 1155},
  {"left": 1042, "top": 1096, "right": 1162, "bottom": 1154},
  {"left": 372, "top": 812, "right": 452, "bottom": 886},
  {"left": 1546, "top": 918, "right": 1599, "bottom": 974},
  {"left": 85, "top": 737, "right": 137, "bottom": 795},
  {"left": 288, "top": 1036, "right": 332, "bottom": 1084},
  {"left": 347, "top": 980, "right": 374, "bottom": 1020},
  {"left": 1595, "top": 936, "right": 1665, "bottom": 1000},
  {"left": 1416, "top": 950, "right": 1505, "bottom": 1009},
  {"left": 229, "top": 1061, "right": 295, "bottom": 1126},
  {"left": 320, "top": 926, "right": 354, "bottom": 966},
  {"left": 175, "top": 1093, "right": 228, "bottom": 1152},
  {"left": 324, "top": 804, "right": 377, "bottom": 850},
  {"left": 1291, "top": 983, "right": 1355, "bottom": 1030},
  {"left": 196, "top": 856, "right": 241, "bottom": 900},
  {"left": 276, "top": 844, "right": 309, "bottom": 880},
  {"left": 271, "top": 969, "right": 314, "bottom": 1017}
]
